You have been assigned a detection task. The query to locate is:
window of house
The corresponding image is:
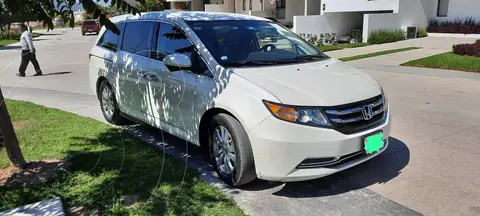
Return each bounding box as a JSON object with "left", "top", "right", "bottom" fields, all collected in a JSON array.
[
  {"left": 249, "top": 0, "right": 252, "bottom": 10},
  {"left": 155, "top": 23, "right": 209, "bottom": 75},
  {"left": 121, "top": 21, "right": 155, "bottom": 57},
  {"left": 97, "top": 23, "right": 125, "bottom": 51},
  {"left": 243, "top": 0, "right": 246, "bottom": 10},
  {"left": 276, "top": 0, "right": 285, "bottom": 9},
  {"left": 437, "top": 0, "right": 449, "bottom": 17}
]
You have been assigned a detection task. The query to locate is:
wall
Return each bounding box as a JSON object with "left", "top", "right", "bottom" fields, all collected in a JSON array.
[
  {"left": 191, "top": 0, "right": 205, "bottom": 11},
  {"left": 321, "top": 0, "right": 399, "bottom": 14},
  {"left": 307, "top": 0, "right": 321, "bottom": 15},
  {"left": 363, "top": 0, "right": 429, "bottom": 42},
  {"left": 293, "top": 12, "right": 363, "bottom": 38},
  {"left": 205, "top": 4, "right": 229, "bottom": 12},
  {"left": 431, "top": 0, "right": 480, "bottom": 21},
  {"left": 279, "top": 0, "right": 305, "bottom": 26}
]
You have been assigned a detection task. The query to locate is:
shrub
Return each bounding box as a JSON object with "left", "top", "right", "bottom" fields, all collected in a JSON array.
[
  {"left": 428, "top": 17, "right": 480, "bottom": 34},
  {"left": 347, "top": 28, "right": 363, "bottom": 43},
  {"left": 452, "top": 43, "right": 480, "bottom": 57},
  {"left": 417, "top": 27, "right": 428, "bottom": 38},
  {"left": 368, "top": 29, "right": 405, "bottom": 44},
  {"left": 475, "top": 39, "right": 480, "bottom": 45}
]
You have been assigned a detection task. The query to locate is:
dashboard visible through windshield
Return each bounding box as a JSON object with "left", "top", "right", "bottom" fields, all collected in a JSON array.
[{"left": 186, "top": 20, "right": 329, "bottom": 67}]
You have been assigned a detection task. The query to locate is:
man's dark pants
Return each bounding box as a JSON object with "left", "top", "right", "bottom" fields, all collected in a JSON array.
[{"left": 19, "top": 50, "right": 41, "bottom": 76}]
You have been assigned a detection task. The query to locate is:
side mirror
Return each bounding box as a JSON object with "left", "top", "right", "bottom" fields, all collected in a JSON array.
[{"left": 163, "top": 53, "right": 192, "bottom": 71}]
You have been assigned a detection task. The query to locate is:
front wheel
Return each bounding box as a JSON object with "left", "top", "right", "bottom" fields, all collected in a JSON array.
[
  {"left": 208, "top": 114, "right": 257, "bottom": 186},
  {"left": 99, "top": 81, "right": 128, "bottom": 125}
]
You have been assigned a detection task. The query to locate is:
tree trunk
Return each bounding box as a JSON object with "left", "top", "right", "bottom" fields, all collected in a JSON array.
[{"left": 0, "top": 87, "right": 26, "bottom": 169}]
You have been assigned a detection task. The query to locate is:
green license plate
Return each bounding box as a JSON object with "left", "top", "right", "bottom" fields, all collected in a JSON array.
[{"left": 363, "top": 131, "right": 385, "bottom": 154}]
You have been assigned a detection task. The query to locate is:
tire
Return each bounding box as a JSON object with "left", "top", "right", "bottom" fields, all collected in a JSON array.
[
  {"left": 98, "top": 81, "right": 128, "bottom": 125},
  {"left": 208, "top": 113, "right": 256, "bottom": 186},
  {"left": 82, "top": 32, "right": 85, "bottom": 36}
]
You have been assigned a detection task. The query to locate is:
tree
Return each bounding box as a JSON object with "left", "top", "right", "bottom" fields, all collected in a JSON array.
[
  {"left": 136, "top": 0, "right": 167, "bottom": 12},
  {"left": 0, "top": 87, "right": 26, "bottom": 169},
  {"left": 0, "top": 0, "right": 165, "bottom": 170}
]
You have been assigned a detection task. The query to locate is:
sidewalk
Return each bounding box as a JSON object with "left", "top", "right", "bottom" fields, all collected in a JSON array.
[{"left": 327, "top": 36, "right": 475, "bottom": 59}]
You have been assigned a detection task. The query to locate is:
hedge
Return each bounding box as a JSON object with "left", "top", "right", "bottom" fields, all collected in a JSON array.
[{"left": 368, "top": 29, "right": 405, "bottom": 44}]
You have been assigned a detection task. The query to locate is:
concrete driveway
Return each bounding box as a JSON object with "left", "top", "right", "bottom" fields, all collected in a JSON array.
[{"left": 1, "top": 30, "right": 480, "bottom": 216}]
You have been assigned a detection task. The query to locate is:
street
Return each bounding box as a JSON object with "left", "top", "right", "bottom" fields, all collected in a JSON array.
[{"left": 1, "top": 28, "right": 480, "bottom": 216}]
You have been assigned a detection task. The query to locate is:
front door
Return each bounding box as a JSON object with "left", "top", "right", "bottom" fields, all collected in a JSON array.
[{"left": 148, "top": 22, "right": 210, "bottom": 141}]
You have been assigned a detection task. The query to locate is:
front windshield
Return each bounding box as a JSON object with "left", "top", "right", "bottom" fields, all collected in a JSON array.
[{"left": 186, "top": 20, "right": 329, "bottom": 67}]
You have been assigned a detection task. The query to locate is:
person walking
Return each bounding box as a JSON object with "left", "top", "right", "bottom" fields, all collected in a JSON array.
[{"left": 17, "top": 25, "right": 43, "bottom": 77}]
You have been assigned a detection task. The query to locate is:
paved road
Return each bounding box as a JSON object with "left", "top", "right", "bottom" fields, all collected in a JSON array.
[{"left": 1, "top": 29, "right": 480, "bottom": 216}]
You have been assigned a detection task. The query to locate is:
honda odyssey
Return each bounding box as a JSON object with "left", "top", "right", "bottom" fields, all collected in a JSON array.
[{"left": 89, "top": 11, "right": 391, "bottom": 186}]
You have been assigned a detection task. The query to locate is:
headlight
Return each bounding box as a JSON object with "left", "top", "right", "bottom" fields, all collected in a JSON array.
[{"left": 263, "top": 100, "right": 330, "bottom": 127}]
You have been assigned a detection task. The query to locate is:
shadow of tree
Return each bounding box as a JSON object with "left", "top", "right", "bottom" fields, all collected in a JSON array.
[{"left": 0, "top": 127, "right": 243, "bottom": 215}]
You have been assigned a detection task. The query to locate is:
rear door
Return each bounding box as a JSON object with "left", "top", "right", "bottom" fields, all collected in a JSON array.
[{"left": 115, "top": 20, "right": 156, "bottom": 120}]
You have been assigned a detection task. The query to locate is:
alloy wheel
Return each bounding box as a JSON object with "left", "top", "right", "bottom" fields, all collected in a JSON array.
[
  {"left": 101, "top": 87, "right": 115, "bottom": 118},
  {"left": 212, "top": 126, "right": 236, "bottom": 175}
]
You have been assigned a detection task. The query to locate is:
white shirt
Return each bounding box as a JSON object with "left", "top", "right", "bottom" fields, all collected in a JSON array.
[{"left": 20, "top": 28, "right": 35, "bottom": 52}]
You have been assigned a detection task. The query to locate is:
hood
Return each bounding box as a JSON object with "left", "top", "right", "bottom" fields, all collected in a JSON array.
[{"left": 233, "top": 58, "right": 382, "bottom": 106}]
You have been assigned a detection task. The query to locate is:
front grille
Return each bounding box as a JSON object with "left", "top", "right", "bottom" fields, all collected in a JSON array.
[
  {"left": 297, "top": 151, "right": 365, "bottom": 169},
  {"left": 324, "top": 94, "right": 386, "bottom": 134}
]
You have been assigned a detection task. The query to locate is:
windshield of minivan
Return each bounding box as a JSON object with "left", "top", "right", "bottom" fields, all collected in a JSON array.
[{"left": 186, "top": 20, "right": 329, "bottom": 67}]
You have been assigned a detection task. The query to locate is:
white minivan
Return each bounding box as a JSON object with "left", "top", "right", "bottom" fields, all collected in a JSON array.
[{"left": 89, "top": 11, "right": 391, "bottom": 186}]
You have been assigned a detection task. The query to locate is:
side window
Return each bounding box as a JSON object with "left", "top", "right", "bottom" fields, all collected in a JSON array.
[
  {"left": 97, "top": 23, "right": 124, "bottom": 51},
  {"left": 121, "top": 21, "right": 154, "bottom": 57},
  {"left": 155, "top": 23, "right": 209, "bottom": 76}
]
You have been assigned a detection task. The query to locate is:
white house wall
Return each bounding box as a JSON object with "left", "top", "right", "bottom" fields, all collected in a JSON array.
[
  {"left": 432, "top": 0, "right": 480, "bottom": 21},
  {"left": 293, "top": 12, "right": 363, "bottom": 38},
  {"left": 362, "top": 0, "right": 429, "bottom": 42},
  {"left": 307, "top": 0, "right": 321, "bottom": 16},
  {"left": 321, "top": 0, "right": 399, "bottom": 14},
  {"left": 281, "top": 0, "right": 305, "bottom": 26}
]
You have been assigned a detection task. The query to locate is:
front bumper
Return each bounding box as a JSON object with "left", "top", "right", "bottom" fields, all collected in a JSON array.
[{"left": 247, "top": 109, "right": 391, "bottom": 182}]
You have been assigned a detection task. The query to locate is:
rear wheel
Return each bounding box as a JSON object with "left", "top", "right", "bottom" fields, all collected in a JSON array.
[
  {"left": 208, "top": 114, "right": 256, "bottom": 186},
  {"left": 82, "top": 32, "right": 85, "bottom": 36},
  {"left": 99, "top": 81, "right": 128, "bottom": 125}
]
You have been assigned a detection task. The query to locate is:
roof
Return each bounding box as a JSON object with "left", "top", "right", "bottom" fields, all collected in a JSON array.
[{"left": 109, "top": 11, "right": 270, "bottom": 23}]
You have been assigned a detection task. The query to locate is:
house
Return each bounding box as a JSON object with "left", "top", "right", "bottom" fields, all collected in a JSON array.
[
  {"left": 164, "top": 0, "right": 480, "bottom": 43},
  {"left": 292, "top": 0, "right": 480, "bottom": 43},
  {"left": 165, "top": 0, "right": 295, "bottom": 26}
]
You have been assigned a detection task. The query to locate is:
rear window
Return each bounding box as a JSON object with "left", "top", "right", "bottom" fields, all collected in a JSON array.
[
  {"left": 83, "top": 20, "right": 97, "bottom": 25},
  {"left": 97, "top": 23, "right": 125, "bottom": 51}
]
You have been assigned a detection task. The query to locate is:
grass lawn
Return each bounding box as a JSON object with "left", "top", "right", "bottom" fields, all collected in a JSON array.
[
  {"left": 401, "top": 52, "right": 480, "bottom": 73},
  {"left": 0, "top": 39, "right": 19, "bottom": 47},
  {"left": 0, "top": 100, "right": 245, "bottom": 216},
  {"left": 318, "top": 43, "right": 369, "bottom": 52},
  {"left": 339, "top": 47, "right": 420, "bottom": 62}
]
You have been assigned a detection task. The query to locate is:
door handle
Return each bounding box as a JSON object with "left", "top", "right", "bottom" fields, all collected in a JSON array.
[{"left": 139, "top": 73, "right": 159, "bottom": 82}]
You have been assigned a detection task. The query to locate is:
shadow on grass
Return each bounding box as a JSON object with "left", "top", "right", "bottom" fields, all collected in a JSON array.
[{"left": 0, "top": 127, "right": 242, "bottom": 215}]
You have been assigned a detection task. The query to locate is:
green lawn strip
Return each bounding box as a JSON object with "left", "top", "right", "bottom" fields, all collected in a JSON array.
[
  {"left": 0, "top": 100, "right": 245, "bottom": 216},
  {"left": 318, "top": 43, "right": 369, "bottom": 52},
  {"left": 0, "top": 39, "right": 19, "bottom": 47},
  {"left": 339, "top": 47, "right": 420, "bottom": 62},
  {"left": 401, "top": 52, "right": 480, "bottom": 73}
]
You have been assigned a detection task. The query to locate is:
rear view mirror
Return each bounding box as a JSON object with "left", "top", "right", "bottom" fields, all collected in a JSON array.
[{"left": 163, "top": 54, "right": 192, "bottom": 71}]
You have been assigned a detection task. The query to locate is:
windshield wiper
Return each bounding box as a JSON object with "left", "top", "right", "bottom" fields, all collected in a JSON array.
[
  {"left": 293, "top": 55, "right": 328, "bottom": 60},
  {"left": 223, "top": 60, "right": 279, "bottom": 67}
]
